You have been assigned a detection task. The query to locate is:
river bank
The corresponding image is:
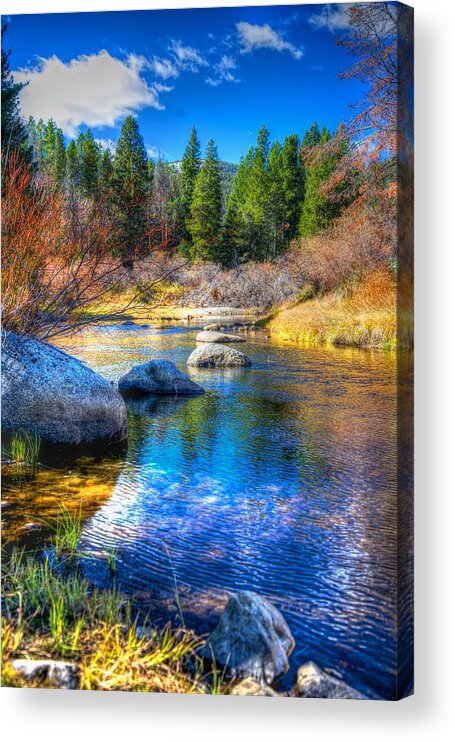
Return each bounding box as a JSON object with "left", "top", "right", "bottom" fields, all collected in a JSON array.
[{"left": 76, "top": 267, "right": 399, "bottom": 350}]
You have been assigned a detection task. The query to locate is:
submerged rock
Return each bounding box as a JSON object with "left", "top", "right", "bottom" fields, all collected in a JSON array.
[
  {"left": 203, "top": 323, "right": 221, "bottom": 331},
  {"left": 230, "top": 677, "right": 279, "bottom": 697},
  {"left": 12, "top": 659, "right": 80, "bottom": 689},
  {"left": 195, "top": 330, "right": 246, "bottom": 344},
  {"left": 1, "top": 331, "right": 127, "bottom": 447},
  {"left": 187, "top": 344, "right": 252, "bottom": 368},
  {"left": 118, "top": 359, "right": 204, "bottom": 396},
  {"left": 201, "top": 591, "right": 294, "bottom": 684},
  {"left": 293, "top": 662, "right": 367, "bottom": 700}
]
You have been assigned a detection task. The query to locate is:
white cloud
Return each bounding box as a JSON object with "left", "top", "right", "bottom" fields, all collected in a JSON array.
[
  {"left": 146, "top": 145, "right": 163, "bottom": 160},
  {"left": 236, "top": 21, "right": 304, "bottom": 60},
  {"left": 206, "top": 55, "right": 240, "bottom": 87},
  {"left": 169, "top": 40, "right": 208, "bottom": 72},
  {"left": 14, "top": 50, "right": 171, "bottom": 136},
  {"left": 150, "top": 57, "right": 179, "bottom": 80},
  {"left": 95, "top": 137, "right": 116, "bottom": 153},
  {"left": 308, "top": 4, "right": 352, "bottom": 33}
]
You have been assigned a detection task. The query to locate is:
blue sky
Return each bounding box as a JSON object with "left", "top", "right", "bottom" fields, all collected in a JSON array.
[{"left": 6, "top": 4, "right": 365, "bottom": 163}]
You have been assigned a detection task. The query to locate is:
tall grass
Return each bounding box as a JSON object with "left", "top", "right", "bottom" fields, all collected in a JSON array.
[
  {"left": 2, "top": 429, "right": 40, "bottom": 469},
  {"left": 269, "top": 268, "right": 397, "bottom": 350},
  {"left": 1, "top": 524, "right": 229, "bottom": 693}
]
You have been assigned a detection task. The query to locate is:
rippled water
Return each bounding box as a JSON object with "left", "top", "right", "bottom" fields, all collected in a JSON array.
[{"left": 2, "top": 320, "right": 409, "bottom": 699}]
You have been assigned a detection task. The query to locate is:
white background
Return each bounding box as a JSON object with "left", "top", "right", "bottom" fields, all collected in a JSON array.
[{"left": 1, "top": 1, "right": 453, "bottom": 740}]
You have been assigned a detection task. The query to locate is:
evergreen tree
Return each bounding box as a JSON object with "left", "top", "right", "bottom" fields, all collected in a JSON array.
[
  {"left": 80, "top": 129, "right": 100, "bottom": 199},
  {"left": 242, "top": 125, "right": 271, "bottom": 261},
  {"left": 302, "top": 122, "right": 322, "bottom": 149},
  {"left": 299, "top": 127, "right": 348, "bottom": 237},
  {"left": 66, "top": 139, "right": 79, "bottom": 187},
  {"left": 267, "top": 141, "right": 285, "bottom": 257},
  {"left": 219, "top": 147, "right": 254, "bottom": 266},
  {"left": 281, "top": 134, "right": 305, "bottom": 240},
  {"left": 100, "top": 147, "right": 114, "bottom": 186},
  {"left": 113, "top": 115, "right": 149, "bottom": 259},
  {"left": 52, "top": 127, "right": 66, "bottom": 189},
  {"left": 180, "top": 125, "right": 201, "bottom": 233},
  {"left": 1, "top": 24, "right": 29, "bottom": 160},
  {"left": 188, "top": 139, "right": 222, "bottom": 261},
  {"left": 42, "top": 119, "right": 57, "bottom": 177}
]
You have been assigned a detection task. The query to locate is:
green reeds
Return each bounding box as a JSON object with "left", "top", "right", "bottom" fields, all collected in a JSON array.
[{"left": 2, "top": 428, "right": 41, "bottom": 469}]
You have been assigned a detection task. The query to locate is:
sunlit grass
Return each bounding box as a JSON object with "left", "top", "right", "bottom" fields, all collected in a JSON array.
[
  {"left": 269, "top": 270, "right": 398, "bottom": 350},
  {"left": 1, "top": 538, "right": 229, "bottom": 693}
]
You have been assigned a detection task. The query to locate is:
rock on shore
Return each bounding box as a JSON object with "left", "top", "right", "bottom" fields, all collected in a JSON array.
[
  {"left": 195, "top": 330, "right": 246, "bottom": 343},
  {"left": 187, "top": 344, "right": 252, "bottom": 368},
  {"left": 118, "top": 359, "right": 204, "bottom": 396},
  {"left": 1, "top": 331, "right": 127, "bottom": 447},
  {"left": 293, "top": 662, "right": 367, "bottom": 699},
  {"left": 201, "top": 591, "right": 294, "bottom": 684},
  {"left": 11, "top": 659, "right": 80, "bottom": 689}
]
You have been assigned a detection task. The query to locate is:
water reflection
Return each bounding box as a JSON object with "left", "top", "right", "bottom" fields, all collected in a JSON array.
[{"left": 3, "top": 321, "right": 406, "bottom": 699}]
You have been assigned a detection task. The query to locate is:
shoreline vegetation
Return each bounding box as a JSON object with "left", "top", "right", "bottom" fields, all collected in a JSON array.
[{"left": 2, "top": 534, "right": 226, "bottom": 694}]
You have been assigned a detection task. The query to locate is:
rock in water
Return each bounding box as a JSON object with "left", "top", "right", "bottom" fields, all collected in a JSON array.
[
  {"left": 1, "top": 331, "right": 127, "bottom": 447},
  {"left": 187, "top": 344, "right": 252, "bottom": 368},
  {"left": 118, "top": 359, "right": 204, "bottom": 396},
  {"left": 195, "top": 330, "right": 246, "bottom": 343},
  {"left": 293, "top": 662, "right": 367, "bottom": 700},
  {"left": 203, "top": 323, "right": 221, "bottom": 331},
  {"left": 12, "top": 659, "right": 80, "bottom": 689},
  {"left": 201, "top": 591, "right": 294, "bottom": 684}
]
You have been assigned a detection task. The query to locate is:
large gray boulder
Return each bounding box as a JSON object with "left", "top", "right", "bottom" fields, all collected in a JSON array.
[
  {"left": 195, "top": 330, "right": 246, "bottom": 343},
  {"left": 293, "top": 662, "right": 367, "bottom": 700},
  {"left": 118, "top": 359, "right": 204, "bottom": 396},
  {"left": 187, "top": 344, "right": 252, "bottom": 368},
  {"left": 201, "top": 591, "right": 294, "bottom": 684},
  {"left": 1, "top": 331, "right": 127, "bottom": 447}
]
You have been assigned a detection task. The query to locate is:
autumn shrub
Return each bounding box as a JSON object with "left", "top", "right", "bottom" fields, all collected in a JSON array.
[
  {"left": 1, "top": 155, "right": 183, "bottom": 340},
  {"left": 298, "top": 189, "right": 397, "bottom": 293}
]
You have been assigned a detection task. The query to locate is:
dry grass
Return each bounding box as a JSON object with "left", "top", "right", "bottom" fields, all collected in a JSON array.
[{"left": 268, "top": 269, "right": 397, "bottom": 349}]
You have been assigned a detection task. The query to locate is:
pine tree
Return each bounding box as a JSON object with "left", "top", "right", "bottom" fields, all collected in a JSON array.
[
  {"left": 188, "top": 139, "right": 222, "bottom": 261},
  {"left": 80, "top": 129, "right": 100, "bottom": 199},
  {"left": 180, "top": 125, "right": 201, "bottom": 234},
  {"left": 299, "top": 127, "right": 346, "bottom": 237},
  {"left": 52, "top": 127, "right": 66, "bottom": 189},
  {"left": 242, "top": 125, "right": 271, "bottom": 261},
  {"left": 302, "top": 122, "right": 322, "bottom": 149},
  {"left": 42, "top": 119, "right": 57, "bottom": 177},
  {"left": 219, "top": 147, "right": 254, "bottom": 267},
  {"left": 66, "top": 139, "right": 79, "bottom": 187},
  {"left": 281, "top": 134, "right": 305, "bottom": 240},
  {"left": 267, "top": 141, "right": 285, "bottom": 257},
  {"left": 113, "top": 115, "right": 149, "bottom": 259},
  {"left": 1, "top": 24, "right": 29, "bottom": 160}
]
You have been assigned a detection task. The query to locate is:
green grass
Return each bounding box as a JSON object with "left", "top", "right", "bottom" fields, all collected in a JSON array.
[
  {"left": 2, "top": 429, "right": 41, "bottom": 470},
  {"left": 1, "top": 518, "right": 230, "bottom": 693}
]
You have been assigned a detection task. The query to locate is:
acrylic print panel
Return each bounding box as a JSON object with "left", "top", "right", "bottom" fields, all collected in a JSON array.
[{"left": 1, "top": 2, "right": 413, "bottom": 700}]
